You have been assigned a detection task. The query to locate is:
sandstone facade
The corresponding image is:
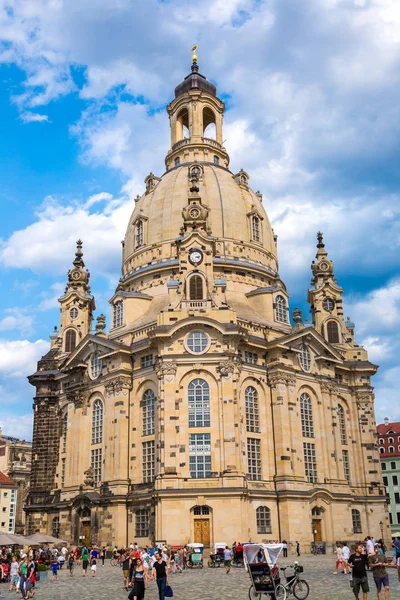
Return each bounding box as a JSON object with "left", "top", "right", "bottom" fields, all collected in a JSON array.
[{"left": 26, "top": 56, "right": 389, "bottom": 551}]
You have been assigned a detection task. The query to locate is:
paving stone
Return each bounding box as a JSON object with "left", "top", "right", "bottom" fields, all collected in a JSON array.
[{"left": 3, "top": 554, "right": 398, "bottom": 600}]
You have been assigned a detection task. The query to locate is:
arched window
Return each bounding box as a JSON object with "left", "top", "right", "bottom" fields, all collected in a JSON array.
[
  {"left": 193, "top": 505, "right": 210, "bottom": 515},
  {"left": 299, "top": 344, "right": 311, "bottom": 372},
  {"left": 326, "top": 320, "right": 340, "bottom": 343},
  {"left": 52, "top": 516, "right": 60, "bottom": 538},
  {"left": 189, "top": 275, "right": 204, "bottom": 300},
  {"left": 62, "top": 413, "right": 68, "bottom": 453},
  {"left": 352, "top": 509, "right": 362, "bottom": 533},
  {"left": 175, "top": 157, "right": 181, "bottom": 167},
  {"left": 379, "top": 447, "right": 384, "bottom": 454},
  {"left": 142, "top": 389, "right": 155, "bottom": 436},
  {"left": 113, "top": 300, "right": 124, "bottom": 328},
  {"left": 389, "top": 446, "right": 394, "bottom": 453},
  {"left": 379, "top": 438, "right": 384, "bottom": 444},
  {"left": 213, "top": 155, "right": 219, "bottom": 165},
  {"left": 274, "top": 295, "right": 287, "bottom": 323},
  {"left": 65, "top": 329, "right": 76, "bottom": 353},
  {"left": 188, "top": 379, "right": 210, "bottom": 427},
  {"left": 176, "top": 108, "right": 189, "bottom": 140},
  {"left": 90, "top": 351, "right": 102, "bottom": 379},
  {"left": 388, "top": 437, "right": 394, "bottom": 444},
  {"left": 245, "top": 386, "right": 259, "bottom": 433},
  {"left": 300, "top": 393, "right": 314, "bottom": 438},
  {"left": 92, "top": 399, "right": 103, "bottom": 445},
  {"left": 136, "top": 219, "right": 144, "bottom": 247},
  {"left": 203, "top": 107, "right": 216, "bottom": 139},
  {"left": 252, "top": 216, "right": 260, "bottom": 242},
  {"left": 256, "top": 506, "right": 271, "bottom": 534},
  {"left": 337, "top": 404, "right": 347, "bottom": 445}
]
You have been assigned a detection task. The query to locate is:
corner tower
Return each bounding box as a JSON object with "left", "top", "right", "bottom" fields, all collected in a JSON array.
[{"left": 56, "top": 240, "right": 95, "bottom": 353}]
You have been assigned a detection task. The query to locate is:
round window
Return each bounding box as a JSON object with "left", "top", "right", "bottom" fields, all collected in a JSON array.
[
  {"left": 299, "top": 344, "right": 312, "bottom": 372},
  {"left": 90, "top": 352, "right": 102, "bottom": 379},
  {"left": 70, "top": 308, "right": 78, "bottom": 320},
  {"left": 323, "top": 298, "right": 335, "bottom": 312},
  {"left": 185, "top": 331, "right": 209, "bottom": 354}
]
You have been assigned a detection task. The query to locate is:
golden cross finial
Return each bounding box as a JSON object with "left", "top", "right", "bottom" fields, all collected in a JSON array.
[{"left": 191, "top": 44, "right": 198, "bottom": 64}]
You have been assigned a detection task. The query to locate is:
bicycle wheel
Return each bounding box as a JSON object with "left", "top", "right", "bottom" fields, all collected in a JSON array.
[
  {"left": 248, "top": 585, "right": 261, "bottom": 600},
  {"left": 292, "top": 579, "right": 309, "bottom": 600},
  {"left": 275, "top": 584, "right": 287, "bottom": 600}
]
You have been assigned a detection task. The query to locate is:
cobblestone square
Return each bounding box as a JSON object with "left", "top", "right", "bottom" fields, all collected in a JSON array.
[{"left": 3, "top": 554, "right": 398, "bottom": 600}]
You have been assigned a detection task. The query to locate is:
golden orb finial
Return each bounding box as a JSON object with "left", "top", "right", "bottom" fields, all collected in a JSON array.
[{"left": 191, "top": 43, "right": 198, "bottom": 64}]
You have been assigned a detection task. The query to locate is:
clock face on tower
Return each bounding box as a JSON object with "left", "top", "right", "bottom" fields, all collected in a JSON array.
[
  {"left": 188, "top": 248, "right": 203, "bottom": 266},
  {"left": 72, "top": 271, "right": 81, "bottom": 280}
]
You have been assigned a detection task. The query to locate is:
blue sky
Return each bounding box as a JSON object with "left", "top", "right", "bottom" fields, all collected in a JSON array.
[{"left": 0, "top": 0, "right": 399, "bottom": 440}]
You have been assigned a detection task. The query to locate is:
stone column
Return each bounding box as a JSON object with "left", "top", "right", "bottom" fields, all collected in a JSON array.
[
  {"left": 217, "top": 358, "right": 243, "bottom": 474},
  {"left": 155, "top": 360, "right": 178, "bottom": 477},
  {"left": 267, "top": 371, "right": 296, "bottom": 481}
]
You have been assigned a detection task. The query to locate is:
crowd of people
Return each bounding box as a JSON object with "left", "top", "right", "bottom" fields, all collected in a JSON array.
[{"left": 342, "top": 536, "right": 400, "bottom": 600}]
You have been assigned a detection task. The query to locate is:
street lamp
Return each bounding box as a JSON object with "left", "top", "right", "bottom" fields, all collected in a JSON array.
[{"left": 379, "top": 520, "right": 384, "bottom": 546}]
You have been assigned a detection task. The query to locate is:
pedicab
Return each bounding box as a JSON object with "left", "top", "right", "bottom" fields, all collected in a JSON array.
[
  {"left": 208, "top": 542, "right": 227, "bottom": 568},
  {"left": 244, "top": 543, "right": 286, "bottom": 600},
  {"left": 186, "top": 542, "right": 204, "bottom": 568}
]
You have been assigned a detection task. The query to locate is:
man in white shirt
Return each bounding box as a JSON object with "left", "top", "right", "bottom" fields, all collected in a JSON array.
[
  {"left": 342, "top": 544, "right": 350, "bottom": 574},
  {"left": 61, "top": 546, "right": 68, "bottom": 557},
  {"left": 224, "top": 546, "right": 232, "bottom": 575},
  {"left": 366, "top": 537, "right": 375, "bottom": 556}
]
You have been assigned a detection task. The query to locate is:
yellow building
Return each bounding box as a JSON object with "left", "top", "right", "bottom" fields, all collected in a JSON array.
[{"left": 26, "top": 56, "right": 389, "bottom": 551}]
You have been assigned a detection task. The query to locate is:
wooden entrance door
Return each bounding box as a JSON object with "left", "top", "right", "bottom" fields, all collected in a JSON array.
[
  {"left": 194, "top": 519, "right": 210, "bottom": 547},
  {"left": 312, "top": 519, "right": 322, "bottom": 542},
  {"left": 82, "top": 522, "right": 91, "bottom": 547}
]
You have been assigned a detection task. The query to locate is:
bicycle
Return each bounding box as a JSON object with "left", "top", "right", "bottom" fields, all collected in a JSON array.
[{"left": 278, "top": 564, "right": 309, "bottom": 600}]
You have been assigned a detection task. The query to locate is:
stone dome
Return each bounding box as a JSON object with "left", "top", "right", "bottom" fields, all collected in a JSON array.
[{"left": 122, "top": 164, "right": 278, "bottom": 278}]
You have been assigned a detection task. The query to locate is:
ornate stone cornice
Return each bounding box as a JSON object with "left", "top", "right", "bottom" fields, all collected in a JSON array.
[
  {"left": 268, "top": 371, "right": 296, "bottom": 391},
  {"left": 217, "top": 357, "right": 242, "bottom": 379},
  {"left": 105, "top": 376, "right": 132, "bottom": 397},
  {"left": 321, "top": 382, "right": 340, "bottom": 394},
  {"left": 155, "top": 359, "right": 177, "bottom": 381}
]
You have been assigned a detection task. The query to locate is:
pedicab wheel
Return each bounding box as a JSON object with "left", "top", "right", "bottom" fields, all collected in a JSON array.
[
  {"left": 248, "top": 585, "right": 261, "bottom": 600},
  {"left": 187, "top": 560, "right": 193, "bottom": 569},
  {"left": 292, "top": 579, "right": 309, "bottom": 600},
  {"left": 275, "top": 584, "right": 287, "bottom": 600},
  {"left": 200, "top": 561, "right": 204, "bottom": 568}
]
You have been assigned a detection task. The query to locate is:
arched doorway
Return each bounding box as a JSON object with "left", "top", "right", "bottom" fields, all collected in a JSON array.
[
  {"left": 311, "top": 506, "right": 324, "bottom": 543},
  {"left": 72, "top": 496, "right": 93, "bottom": 547},
  {"left": 191, "top": 505, "right": 212, "bottom": 548}
]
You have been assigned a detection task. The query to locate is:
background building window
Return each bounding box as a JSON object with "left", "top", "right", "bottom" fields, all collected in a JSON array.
[
  {"left": 352, "top": 509, "right": 362, "bottom": 533},
  {"left": 299, "top": 344, "right": 311, "bottom": 372},
  {"left": 65, "top": 329, "right": 76, "bottom": 353},
  {"left": 188, "top": 379, "right": 210, "bottom": 427},
  {"left": 303, "top": 442, "right": 317, "bottom": 483},
  {"left": 135, "top": 509, "right": 149, "bottom": 538},
  {"left": 247, "top": 438, "right": 261, "bottom": 481},
  {"left": 300, "top": 393, "right": 314, "bottom": 438},
  {"left": 92, "top": 399, "right": 103, "bottom": 445},
  {"left": 142, "top": 390, "right": 155, "bottom": 436},
  {"left": 187, "top": 331, "right": 208, "bottom": 354},
  {"left": 256, "top": 506, "right": 271, "bottom": 534},
  {"left": 382, "top": 463, "right": 386, "bottom": 470},
  {"left": 391, "top": 462, "right": 396, "bottom": 469},
  {"left": 383, "top": 476, "right": 388, "bottom": 486},
  {"left": 252, "top": 216, "right": 260, "bottom": 241},
  {"left": 113, "top": 300, "right": 124, "bottom": 328},
  {"left": 91, "top": 448, "right": 102, "bottom": 486},
  {"left": 337, "top": 404, "right": 347, "bottom": 445},
  {"left": 52, "top": 516, "right": 60, "bottom": 538},
  {"left": 245, "top": 386, "right": 259, "bottom": 433},
  {"left": 142, "top": 441, "right": 155, "bottom": 483},
  {"left": 189, "top": 433, "right": 211, "bottom": 478},
  {"left": 342, "top": 450, "right": 350, "bottom": 483},
  {"left": 274, "top": 295, "right": 287, "bottom": 323},
  {"left": 189, "top": 275, "right": 204, "bottom": 300},
  {"left": 326, "top": 320, "right": 340, "bottom": 343}
]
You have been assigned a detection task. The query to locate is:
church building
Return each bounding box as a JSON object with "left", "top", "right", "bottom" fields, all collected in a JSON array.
[{"left": 26, "top": 53, "right": 389, "bottom": 551}]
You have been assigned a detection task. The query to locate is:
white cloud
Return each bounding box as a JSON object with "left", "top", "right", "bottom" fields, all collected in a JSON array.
[
  {"left": 20, "top": 112, "right": 49, "bottom": 123},
  {"left": 0, "top": 414, "right": 33, "bottom": 442},
  {"left": 0, "top": 309, "right": 35, "bottom": 337},
  {"left": 0, "top": 339, "right": 48, "bottom": 378}
]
